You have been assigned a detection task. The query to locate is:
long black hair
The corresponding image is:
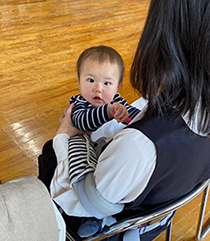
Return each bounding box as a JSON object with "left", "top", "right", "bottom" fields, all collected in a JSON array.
[{"left": 130, "top": 0, "right": 210, "bottom": 134}]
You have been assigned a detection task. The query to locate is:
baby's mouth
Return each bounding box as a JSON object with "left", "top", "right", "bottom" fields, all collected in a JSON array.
[{"left": 93, "top": 96, "right": 102, "bottom": 101}]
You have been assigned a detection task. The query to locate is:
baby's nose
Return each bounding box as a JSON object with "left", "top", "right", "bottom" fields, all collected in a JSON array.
[{"left": 94, "top": 84, "right": 102, "bottom": 92}]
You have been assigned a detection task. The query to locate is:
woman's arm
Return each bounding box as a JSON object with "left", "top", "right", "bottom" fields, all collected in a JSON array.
[
  {"left": 53, "top": 104, "right": 156, "bottom": 209},
  {"left": 94, "top": 128, "right": 156, "bottom": 204}
]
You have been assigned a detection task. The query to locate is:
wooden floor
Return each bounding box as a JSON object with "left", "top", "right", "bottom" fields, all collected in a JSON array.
[{"left": 0, "top": 0, "right": 210, "bottom": 240}]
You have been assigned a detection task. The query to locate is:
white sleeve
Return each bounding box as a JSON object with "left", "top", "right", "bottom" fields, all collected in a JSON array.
[
  {"left": 132, "top": 97, "right": 148, "bottom": 109},
  {"left": 94, "top": 128, "right": 156, "bottom": 203},
  {"left": 91, "top": 119, "right": 125, "bottom": 142},
  {"left": 51, "top": 201, "right": 66, "bottom": 241},
  {"left": 53, "top": 133, "right": 69, "bottom": 162}
]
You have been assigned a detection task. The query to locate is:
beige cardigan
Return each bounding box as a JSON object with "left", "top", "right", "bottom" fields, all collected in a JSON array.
[{"left": 0, "top": 174, "right": 59, "bottom": 241}]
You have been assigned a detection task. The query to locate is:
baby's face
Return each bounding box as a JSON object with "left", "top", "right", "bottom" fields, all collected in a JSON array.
[{"left": 78, "top": 58, "right": 120, "bottom": 107}]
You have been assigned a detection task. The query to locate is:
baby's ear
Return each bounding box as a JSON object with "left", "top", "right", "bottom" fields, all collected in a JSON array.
[
  {"left": 78, "top": 81, "right": 81, "bottom": 90},
  {"left": 117, "top": 82, "right": 122, "bottom": 91}
]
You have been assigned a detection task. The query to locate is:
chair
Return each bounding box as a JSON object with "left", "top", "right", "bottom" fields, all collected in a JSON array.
[{"left": 65, "top": 179, "right": 210, "bottom": 241}]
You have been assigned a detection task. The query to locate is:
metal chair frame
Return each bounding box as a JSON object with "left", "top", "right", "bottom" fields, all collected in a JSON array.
[{"left": 66, "top": 179, "right": 210, "bottom": 241}]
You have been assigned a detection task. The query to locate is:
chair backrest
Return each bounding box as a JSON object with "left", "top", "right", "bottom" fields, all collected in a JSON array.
[{"left": 66, "top": 179, "right": 210, "bottom": 241}]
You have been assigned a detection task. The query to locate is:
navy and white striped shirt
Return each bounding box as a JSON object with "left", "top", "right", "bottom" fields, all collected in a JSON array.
[{"left": 70, "top": 93, "right": 141, "bottom": 132}]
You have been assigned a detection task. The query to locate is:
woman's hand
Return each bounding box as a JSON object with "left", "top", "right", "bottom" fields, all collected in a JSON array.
[{"left": 56, "top": 103, "right": 88, "bottom": 137}]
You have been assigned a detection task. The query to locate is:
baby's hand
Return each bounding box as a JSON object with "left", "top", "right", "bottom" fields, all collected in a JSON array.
[{"left": 108, "top": 103, "right": 131, "bottom": 123}]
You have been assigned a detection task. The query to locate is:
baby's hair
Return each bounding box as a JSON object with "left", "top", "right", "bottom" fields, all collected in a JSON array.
[{"left": 76, "top": 45, "right": 124, "bottom": 85}]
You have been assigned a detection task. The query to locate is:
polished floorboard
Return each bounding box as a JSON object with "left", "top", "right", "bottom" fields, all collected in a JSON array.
[{"left": 0, "top": 0, "right": 210, "bottom": 240}]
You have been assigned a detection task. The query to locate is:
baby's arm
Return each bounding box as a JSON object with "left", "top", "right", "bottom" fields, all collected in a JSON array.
[{"left": 71, "top": 102, "right": 111, "bottom": 132}]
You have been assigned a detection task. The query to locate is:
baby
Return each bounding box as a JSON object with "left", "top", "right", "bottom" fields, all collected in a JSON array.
[{"left": 65, "top": 45, "right": 140, "bottom": 237}]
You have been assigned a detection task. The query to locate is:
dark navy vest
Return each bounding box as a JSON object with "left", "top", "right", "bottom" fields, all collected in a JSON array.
[{"left": 115, "top": 111, "right": 210, "bottom": 220}]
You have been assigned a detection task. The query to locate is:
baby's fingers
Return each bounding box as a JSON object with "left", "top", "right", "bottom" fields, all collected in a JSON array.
[{"left": 114, "top": 109, "right": 129, "bottom": 123}]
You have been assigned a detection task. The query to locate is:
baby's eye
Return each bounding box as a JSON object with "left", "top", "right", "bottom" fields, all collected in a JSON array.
[
  {"left": 104, "top": 81, "right": 111, "bottom": 86},
  {"left": 87, "top": 78, "right": 94, "bottom": 83}
]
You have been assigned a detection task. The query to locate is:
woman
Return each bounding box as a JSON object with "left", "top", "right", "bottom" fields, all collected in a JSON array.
[{"left": 39, "top": 0, "right": 210, "bottom": 240}]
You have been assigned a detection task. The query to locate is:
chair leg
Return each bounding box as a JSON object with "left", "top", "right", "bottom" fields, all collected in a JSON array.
[
  {"left": 166, "top": 219, "right": 172, "bottom": 241},
  {"left": 196, "top": 184, "right": 210, "bottom": 241}
]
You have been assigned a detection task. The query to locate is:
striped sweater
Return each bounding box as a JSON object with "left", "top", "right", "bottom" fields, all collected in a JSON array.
[{"left": 70, "top": 93, "right": 140, "bottom": 132}]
